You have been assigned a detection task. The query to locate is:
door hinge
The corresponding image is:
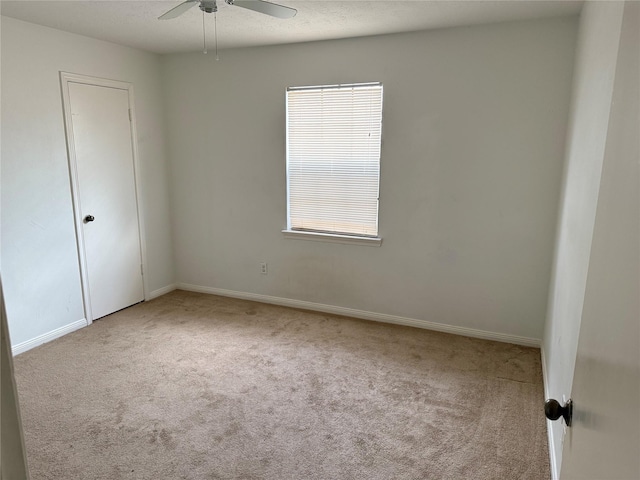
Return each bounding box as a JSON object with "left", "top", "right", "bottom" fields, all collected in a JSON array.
[
  {"left": 140, "top": 264, "right": 144, "bottom": 276},
  {"left": 128, "top": 109, "right": 132, "bottom": 122}
]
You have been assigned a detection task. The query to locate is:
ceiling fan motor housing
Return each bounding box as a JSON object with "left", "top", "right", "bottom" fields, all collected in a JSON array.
[
  {"left": 158, "top": 0, "right": 296, "bottom": 21},
  {"left": 200, "top": 1, "right": 217, "bottom": 13}
]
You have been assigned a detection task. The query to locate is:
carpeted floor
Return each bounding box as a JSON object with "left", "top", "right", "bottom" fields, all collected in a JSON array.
[{"left": 14, "top": 290, "right": 549, "bottom": 479}]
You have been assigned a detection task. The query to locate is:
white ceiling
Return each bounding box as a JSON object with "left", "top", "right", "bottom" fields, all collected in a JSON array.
[{"left": 1, "top": 0, "right": 583, "bottom": 54}]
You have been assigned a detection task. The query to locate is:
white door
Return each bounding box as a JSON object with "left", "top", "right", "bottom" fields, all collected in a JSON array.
[
  {"left": 560, "top": 3, "right": 639, "bottom": 478},
  {"left": 66, "top": 80, "right": 144, "bottom": 321}
]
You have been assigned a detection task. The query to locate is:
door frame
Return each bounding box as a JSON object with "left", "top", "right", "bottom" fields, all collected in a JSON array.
[{"left": 60, "top": 72, "right": 149, "bottom": 324}]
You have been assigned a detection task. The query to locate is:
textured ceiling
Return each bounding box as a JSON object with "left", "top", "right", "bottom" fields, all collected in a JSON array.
[{"left": 1, "top": 0, "right": 583, "bottom": 54}]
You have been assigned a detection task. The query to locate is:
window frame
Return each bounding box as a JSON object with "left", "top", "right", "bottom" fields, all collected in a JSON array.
[{"left": 283, "top": 82, "right": 383, "bottom": 246}]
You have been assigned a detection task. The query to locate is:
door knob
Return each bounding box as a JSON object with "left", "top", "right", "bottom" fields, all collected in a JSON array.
[
  {"left": 545, "top": 398, "right": 573, "bottom": 427},
  {"left": 83, "top": 215, "right": 95, "bottom": 223}
]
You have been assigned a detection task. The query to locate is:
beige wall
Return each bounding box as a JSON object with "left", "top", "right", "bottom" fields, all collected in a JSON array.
[
  {"left": 162, "top": 17, "right": 577, "bottom": 343},
  {"left": 1, "top": 17, "right": 175, "bottom": 347}
]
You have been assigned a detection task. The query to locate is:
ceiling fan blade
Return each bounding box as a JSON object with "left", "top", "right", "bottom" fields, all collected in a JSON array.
[
  {"left": 232, "top": 0, "right": 297, "bottom": 19},
  {"left": 158, "top": 0, "right": 199, "bottom": 20}
]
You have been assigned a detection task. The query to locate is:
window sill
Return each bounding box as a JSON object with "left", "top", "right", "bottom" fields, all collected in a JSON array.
[{"left": 282, "top": 229, "right": 382, "bottom": 247}]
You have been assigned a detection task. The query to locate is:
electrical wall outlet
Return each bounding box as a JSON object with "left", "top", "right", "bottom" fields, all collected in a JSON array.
[{"left": 260, "top": 262, "right": 268, "bottom": 275}]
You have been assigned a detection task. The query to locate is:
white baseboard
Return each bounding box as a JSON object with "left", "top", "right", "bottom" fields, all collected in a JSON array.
[
  {"left": 148, "top": 284, "right": 177, "bottom": 300},
  {"left": 12, "top": 318, "right": 87, "bottom": 356},
  {"left": 541, "top": 346, "right": 559, "bottom": 480},
  {"left": 177, "top": 283, "right": 541, "bottom": 348},
  {"left": 11, "top": 282, "right": 179, "bottom": 356}
]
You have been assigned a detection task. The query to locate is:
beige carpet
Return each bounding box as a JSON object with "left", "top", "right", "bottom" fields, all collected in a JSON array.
[{"left": 14, "top": 290, "right": 549, "bottom": 479}]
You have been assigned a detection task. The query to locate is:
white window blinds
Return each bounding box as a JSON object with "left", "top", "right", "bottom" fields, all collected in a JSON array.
[{"left": 286, "top": 82, "right": 383, "bottom": 237}]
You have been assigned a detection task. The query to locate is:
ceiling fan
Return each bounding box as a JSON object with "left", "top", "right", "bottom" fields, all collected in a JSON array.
[{"left": 158, "top": 0, "right": 297, "bottom": 20}]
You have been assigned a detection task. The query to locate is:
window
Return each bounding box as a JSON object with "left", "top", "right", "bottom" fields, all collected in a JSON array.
[{"left": 285, "top": 82, "right": 383, "bottom": 243}]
